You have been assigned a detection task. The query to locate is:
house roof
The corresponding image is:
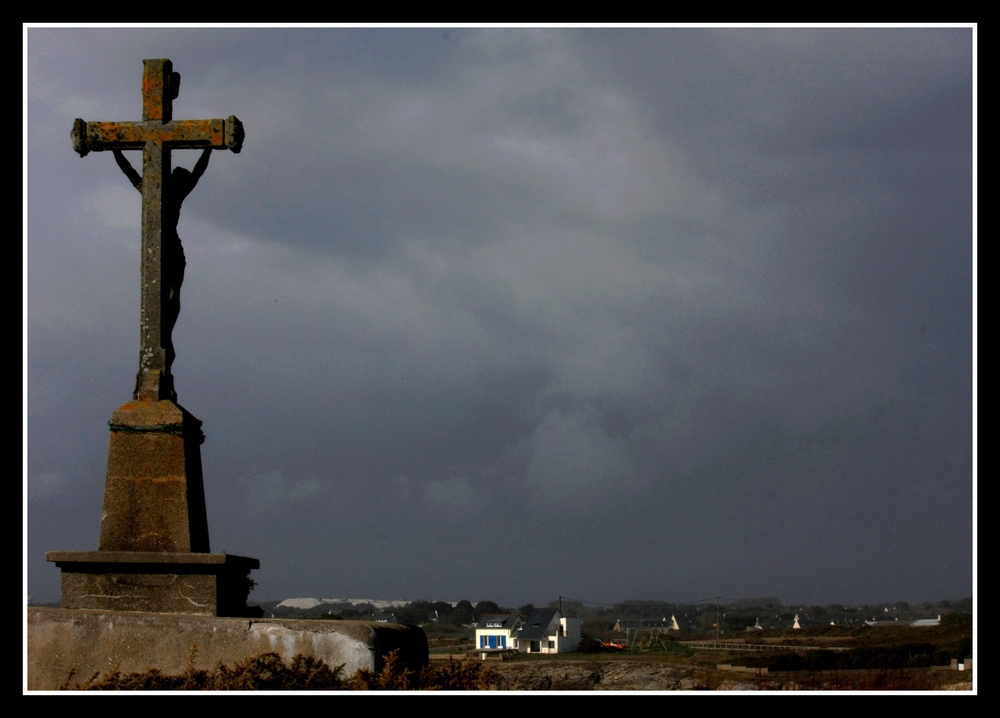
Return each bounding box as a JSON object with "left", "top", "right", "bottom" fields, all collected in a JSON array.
[
  {"left": 517, "top": 608, "right": 560, "bottom": 640},
  {"left": 477, "top": 614, "right": 520, "bottom": 630}
]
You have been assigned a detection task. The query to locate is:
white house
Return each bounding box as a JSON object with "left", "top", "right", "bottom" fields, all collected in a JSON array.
[
  {"left": 475, "top": 614, "right": 522, "bottom": 658},
  {"left": 515, "top": 608, "right": 582, "bottom": 654}
]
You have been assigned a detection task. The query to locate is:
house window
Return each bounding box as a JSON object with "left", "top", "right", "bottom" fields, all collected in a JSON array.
[{"left": 548, "top": 640, "right": 555, "bottom": 649}]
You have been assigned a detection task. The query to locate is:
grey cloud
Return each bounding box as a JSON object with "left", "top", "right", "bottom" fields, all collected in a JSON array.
[
  {"left": 244, "top": 470, "right": 323, "bottom": 515},
  {"left": 28, "top": 27, "right": 972, "bottom": 606}
]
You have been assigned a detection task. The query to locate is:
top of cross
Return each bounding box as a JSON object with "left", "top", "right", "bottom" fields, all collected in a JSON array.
[
  {"left": 142, "top": 58, "right": 180, "bottom": 122},
  {"left": 72, "top": 59, "right": 244, "bottom": 157}
]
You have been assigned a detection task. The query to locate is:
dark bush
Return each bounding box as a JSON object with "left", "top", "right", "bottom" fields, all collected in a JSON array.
[
  {"left": 802, "top": 650, "right": 838, "bottom": 672},
  {"left": 65, "top": 648, "right": 504, "bottom": 691},
  {"left": 67, "top": 650, "right": 344, "bottom": 691},
  {"left": 769, "top": 653, "right": 804, "bottom": 672}
]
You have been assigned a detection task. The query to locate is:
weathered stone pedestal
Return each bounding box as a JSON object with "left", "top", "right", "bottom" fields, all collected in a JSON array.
[
  {"left": 47, "top": 552, "right": 259, "bottom": 617},
  {"left": 99, "top": 400, "right": 208, "bottom": 553},
  {"left": 48, "top": 399, "right": 261, "bottom": 617}
]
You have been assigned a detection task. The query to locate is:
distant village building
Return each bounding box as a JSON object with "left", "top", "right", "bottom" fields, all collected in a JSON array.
[
  {"left": 910, "top": 615, "right": 942, "bottom": 627},
  {"left": 475, "top": 614, "right": 522, "bottom": 658},
  {"left": 372, "top": 612, "right": 397, "bottom": 623},
  {"left": 613, "top": 616, "right": 680, "bottom": 644},
  {"left": 863, "top": 606, "right": 907, "bottom": 626},
  {"left": 612, "top": 616, "right": 680, "bottom": 633},
  {"left": 789, "top": 613, "right": 829, "bottom": 629},
  {"left": 516, "top": 608, "right": 581, "bottom": 654},
  {"left": 864, "top": 617, "right": 902, "bottom": 626}
]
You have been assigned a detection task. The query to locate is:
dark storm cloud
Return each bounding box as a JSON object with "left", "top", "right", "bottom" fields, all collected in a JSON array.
[{"left": 27, "top": 27, "right": 972, "bottom": 607}]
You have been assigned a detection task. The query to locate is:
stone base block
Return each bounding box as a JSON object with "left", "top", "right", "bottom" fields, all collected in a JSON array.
[
  {"left": 47, "top": 551, "right": 260, "bottom": 617},
  {"left": 27, "top": 608, "right": 429, "bottom": 690},
  {"left": 100, "top": 400, "right": 209, "bottom": 553}
]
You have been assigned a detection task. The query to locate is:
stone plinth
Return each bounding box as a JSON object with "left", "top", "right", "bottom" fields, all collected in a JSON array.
[
  {"left": 47, "top": 552, "right": 260, "bottom": 617},
  {"left": 27, "top": 608, "right": 429, "bottom": 690},
  {"left": 100, "top": 400, "right": 209, "bottom": 552},
  {"left": 47, "top": 399, "right": 261, "bottom": 616}
]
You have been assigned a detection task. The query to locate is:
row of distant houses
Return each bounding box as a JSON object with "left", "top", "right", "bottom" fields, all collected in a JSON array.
[
  {"left": 474, "top": 608, "right": 582, "bottom": 659},
  {"left": 608, "top": 612, "right": 945, "bottom": 635},
  {"left": 746, "top": 614, "right": 944, "bottom": 630},
  {"left": 384, "top": 606, "right": 947, "bottom": 664}
]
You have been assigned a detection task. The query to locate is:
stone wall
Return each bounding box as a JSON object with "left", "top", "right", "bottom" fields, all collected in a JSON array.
[{"left": 27, "top": 607, "right": 427, "bottom": 690}]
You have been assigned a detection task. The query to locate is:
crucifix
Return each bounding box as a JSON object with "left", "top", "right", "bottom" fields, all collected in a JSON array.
[
  {"left": 49, "top": 60, "right": 259, "bottom": 616},
  {"left": 72, "top": 58, "right": 244, "bottom": 402}
]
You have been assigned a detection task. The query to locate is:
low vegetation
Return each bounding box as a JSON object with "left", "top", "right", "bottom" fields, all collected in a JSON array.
[
  {"left": 61, "top": 649, "right": 504, "bottom": 691},
  {"left": 70, "top": 595, "right": 968, "bottom": 690}
]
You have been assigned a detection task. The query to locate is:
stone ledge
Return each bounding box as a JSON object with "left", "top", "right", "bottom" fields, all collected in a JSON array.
[
  {"left": 47, "top": 551, "right": 259, "bottom": 567},
  {"left": 110, "top": 399, "right": 192, "bottom": 426},
  {"left": 27, "top": 607, "right": 429, "bottom": 690}
]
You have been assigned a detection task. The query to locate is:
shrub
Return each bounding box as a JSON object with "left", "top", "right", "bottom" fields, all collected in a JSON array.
[
  {"left": 348, "top": 652, "right": 503, "bottom": 690},
  {"left": 66, "top": 649, "right": 345, "bottom": 691},
  {"left": 63, "top": 647, "right": 502, "bottom": 691}
]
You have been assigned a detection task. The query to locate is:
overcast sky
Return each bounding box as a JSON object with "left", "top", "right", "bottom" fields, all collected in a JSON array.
[{"left": 26, "top": 27, "right": 974, "bottom": 607}]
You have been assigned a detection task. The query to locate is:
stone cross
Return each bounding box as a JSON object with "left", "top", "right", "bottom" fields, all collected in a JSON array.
[
  {"left": 49, "top": 60, "right": 260, "bottom": 616},
  {"left": 72, "top": 58, "right": 244, "bottom": 402}
]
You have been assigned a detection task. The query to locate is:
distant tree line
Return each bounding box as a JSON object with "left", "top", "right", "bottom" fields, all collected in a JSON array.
[
  {"left": 393, "top": 600, "right": 519, "bottom": 626},
  {"left": 263, "top": 595, "right": 972, "bottom": 635}
]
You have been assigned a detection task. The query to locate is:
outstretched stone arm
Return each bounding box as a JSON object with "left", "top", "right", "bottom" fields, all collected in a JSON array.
[
  {"left": 113, "top": 149, "right": 143, "bottom": 192},
  {"left": 191, "top": 148, "right": 212, "bottom": 182}
]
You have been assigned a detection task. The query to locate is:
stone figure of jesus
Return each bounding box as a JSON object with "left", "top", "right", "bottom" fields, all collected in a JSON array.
[{"left": 113, "top": 148, "right": 211, "bottom": 375}]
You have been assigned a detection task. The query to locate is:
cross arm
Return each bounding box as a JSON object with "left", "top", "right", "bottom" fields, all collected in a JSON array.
[{"left": 72, "top": 116, "right": 244, "bottom": 157}]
